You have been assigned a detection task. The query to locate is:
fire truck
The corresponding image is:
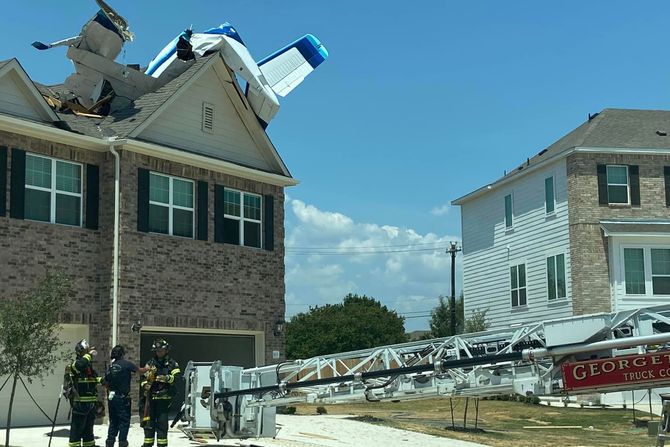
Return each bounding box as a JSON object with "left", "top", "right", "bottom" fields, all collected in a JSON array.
[{"left": 178, "top": 303, "right": 670, "bottom": 442}]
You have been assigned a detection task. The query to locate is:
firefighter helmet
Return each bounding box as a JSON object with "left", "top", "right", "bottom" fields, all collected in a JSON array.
[
  {"left": 151, "top": 338, "right": 169, "bottom": 352},
  {"left": 75, "top": 339, "right": 90, "bottom": 355}
]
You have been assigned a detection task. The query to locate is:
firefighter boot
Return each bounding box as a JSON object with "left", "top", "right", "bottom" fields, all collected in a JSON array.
[{"left": 105, "top": 440, "right": 115, "bottom": 447}]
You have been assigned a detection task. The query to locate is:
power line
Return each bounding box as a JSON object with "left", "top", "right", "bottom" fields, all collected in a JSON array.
[
  {"left": 286, "top": 247, "right": 446, "bottom": 256},
  {"left": 286, "top": 241, "right": 452, "bottom": 250}
]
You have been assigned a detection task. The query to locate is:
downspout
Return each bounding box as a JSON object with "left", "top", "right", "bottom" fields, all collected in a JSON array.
[{"left": 107, "top": 137, "right": 122, "bottom": 347}]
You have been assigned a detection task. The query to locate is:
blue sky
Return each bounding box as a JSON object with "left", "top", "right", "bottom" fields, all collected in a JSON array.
[{"left": 6, "top": 1, "right": 670, "bottom": 331}]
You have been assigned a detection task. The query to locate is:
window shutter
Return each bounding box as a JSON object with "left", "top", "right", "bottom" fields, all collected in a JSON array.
[
  {"left": 137, "top": 168, "right": 150, "bottom": 232},
  {"left": 214, "top": 185, "right": 225, "bottom": 243},
  {"left": 596, "top": 164, "right": 608, "bottom": 205},
  {"left": 629, "top": 165, "right": 640, "bottom": 206},
  {"left": 9, "top": 148, "right": 25, "bottom": 219},
  {"left": 665, "top": 166, "right": 670, "bottom": 207},
  {"left": 264, "top": 194, "right": 274, "bottom": 251},
  {"left": 0, "top": 146, "right": 6, "bottom": 216},
  {"left": 85, "top": 164, "right": 99, "bottom": 230},
  {"left": 197, "top": 180, "right": 208, "bottom": 241}
]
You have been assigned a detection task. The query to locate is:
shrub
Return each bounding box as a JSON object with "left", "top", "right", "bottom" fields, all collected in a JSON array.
[
  {"left": 276, "top": 406, "right": 296, "bottom": 415},
  {"left": 316, "top": 406, "right": 328, "bottom": 415}
]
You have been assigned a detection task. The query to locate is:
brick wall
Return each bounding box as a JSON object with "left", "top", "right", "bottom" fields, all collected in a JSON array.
[
  {"left": 567, "top": 152, "right": 670, "bottom": 314},
  {"left": 0, "top": 129, "right": 287, "bottom": 371}
]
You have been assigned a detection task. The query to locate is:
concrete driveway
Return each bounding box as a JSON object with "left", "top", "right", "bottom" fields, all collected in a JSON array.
[{"left": 1, "top": 414, "right": 489, "bottom": 447}]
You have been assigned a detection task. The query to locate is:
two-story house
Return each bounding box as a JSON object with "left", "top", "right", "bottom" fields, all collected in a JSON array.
[
  {"left": 0, "top": 55, "right": 295, "bottom": 426},
  {"left": 453, "top": 109, "right": 670, "bottom": 329}
]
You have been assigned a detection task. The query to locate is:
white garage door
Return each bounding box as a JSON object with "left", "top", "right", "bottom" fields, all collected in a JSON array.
[{"left": 0, "top": 324, "right": 89, "bottom": 428}]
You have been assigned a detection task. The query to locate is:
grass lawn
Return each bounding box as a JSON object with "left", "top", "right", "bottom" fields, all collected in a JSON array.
[{"left": 293, "top": 397, "right": 656, "bottom": 447}]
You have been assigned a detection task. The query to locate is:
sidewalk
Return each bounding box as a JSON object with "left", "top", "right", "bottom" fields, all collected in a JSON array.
[{"left": 1, "top": 414, "right": 489, "bottom": 447}]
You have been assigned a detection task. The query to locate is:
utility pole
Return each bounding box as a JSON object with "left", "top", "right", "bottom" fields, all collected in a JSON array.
[{"left": 446, "top": 242, "right": 462, "bottom": 335}]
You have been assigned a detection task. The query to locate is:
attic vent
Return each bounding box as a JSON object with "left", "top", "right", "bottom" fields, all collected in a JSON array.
[{"left": 202, "top": 102, "right": 215, "bottom": 133}]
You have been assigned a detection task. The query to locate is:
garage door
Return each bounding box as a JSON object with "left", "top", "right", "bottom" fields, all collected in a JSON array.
[
  {"left": 0, "top": 324, "right": 89, "bottom": 428},
  {"left": 139, "top": 331, "right": 257, "bottom": 414}
]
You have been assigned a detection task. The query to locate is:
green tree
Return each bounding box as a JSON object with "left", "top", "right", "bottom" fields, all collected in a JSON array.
[
  {"left": 286, "top": 294, "right": 407, "bottom": 359},
  {"left": 428, "top": 295, "right": 464, "bottom": 337},
  {"left": 0, "top": 272, "right": 72, "bottom": 447},
  {"left": 464, "top": 308, "right": 489, "bottom": 333}
]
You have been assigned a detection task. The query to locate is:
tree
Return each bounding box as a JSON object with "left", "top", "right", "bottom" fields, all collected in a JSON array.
[
  {"left": 0, "top": 272, "right": 72, "bottom": 447},
  {"left": 428, "top": 295, "right": 464, "bottom": 337},
  {"left": 286, "top": 294, "right": 407, "bottom": 359},
  {"left": 428, "top": 295, "right": 489, "bottom": 337}
]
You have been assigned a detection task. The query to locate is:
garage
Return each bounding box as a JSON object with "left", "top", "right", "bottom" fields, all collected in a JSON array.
[
  {"left": 138, "top": 328, "right": 263, "bottom": 414},
  {"left": 0, "top": 324, "right": 89, "bottom": 428}
]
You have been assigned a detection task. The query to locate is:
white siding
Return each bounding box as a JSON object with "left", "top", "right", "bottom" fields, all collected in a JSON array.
[
  {"left": 139, "top": 69, "right": 273, "bottom": 171},
  {"left": 0, "top": 71, "right": 43, "bottom": 121},
  {"left": 609, "top": 235, "right": 670, "bottom": 311},
  {"left": 461, "top": 160, "right": 574, "bottom": 328}
]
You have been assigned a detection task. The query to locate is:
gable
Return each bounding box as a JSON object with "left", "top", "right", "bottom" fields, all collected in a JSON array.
[
  {"left": 0, "top": 60, "right": 58, "bottom": 122},
  {"left": 136, "top": 62, "right": 280, "bottom": 173}
]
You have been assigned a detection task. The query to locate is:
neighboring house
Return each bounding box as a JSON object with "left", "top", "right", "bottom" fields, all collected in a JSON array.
[
  {"left": 0, "top": 56, "right": 294, "bottom": 426},
  {"left": 452, "top": 109, "right": 670, "bottom": 329}
]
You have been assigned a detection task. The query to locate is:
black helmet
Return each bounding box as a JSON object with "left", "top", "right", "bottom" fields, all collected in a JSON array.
[
  {"left": 75, "top": 339, "right": 90, "bottom": 355},
  {"left": 151, "top": 338, "right": 169, "bottom": 352},
  {"left": 110, "top": 345, "right": 125, "bottom": 360}
]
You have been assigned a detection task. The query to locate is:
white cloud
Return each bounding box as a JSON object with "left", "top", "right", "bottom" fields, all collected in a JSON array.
[
  {"left": 284, "top": 198, "right": 462, "bottom": 331},
  {"left": 430, "top": 204, "right": 451, "bottom": 216}
]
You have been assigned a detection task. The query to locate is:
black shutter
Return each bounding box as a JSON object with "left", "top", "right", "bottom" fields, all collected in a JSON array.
[
  {"left": 0, "top": 146, "right": 6, "bottom": 216},
  {"left": 665, "top": 166, "right": 670, "bottom": 207},
  {"left": 85, "top": 164, "right": 99, "bottom": 230},
  {"left": 629, "top": 165, "right": 640, "bottom": 207},
  {"left": 264, "top": 194, "right": 274, "bottom": 251},
  {"left": 214, "top": 185, "right": 225, "bottom": 243},
  {"left": 137, "top": 168, "right": 150, "bottom": 232},
  {"left": 197, "top": 180, "right": 208, "bottom": 241},
  {"left": 9, "top": 148, "right": 25, "bottom": 219},
  {"left": 597, "top": 164, "right": 608, "bottom": 205}
]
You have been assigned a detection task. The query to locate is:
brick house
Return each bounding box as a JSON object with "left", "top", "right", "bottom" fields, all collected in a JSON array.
[
  {"left": 452, "top": 109, "right": 670, "bottom": 329},
  {"left": 0, "top": 55, "right": 295, "bottom": 426}
]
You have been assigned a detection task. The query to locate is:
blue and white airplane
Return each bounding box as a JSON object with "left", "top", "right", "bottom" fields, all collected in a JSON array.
[
  {"left": 32, "top": 1, "right": 328, "bottom": 126},
  {"left": 144, "top": 24, "right": 328, "bottom": 125}
]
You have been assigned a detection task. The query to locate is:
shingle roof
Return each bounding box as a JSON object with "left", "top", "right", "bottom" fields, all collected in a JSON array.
[
  {"left": 454, "top": 109, "right": 670, "bottom": 204},
  {"left": 0, "top": 59, "right": 12, "bottom": 70}
]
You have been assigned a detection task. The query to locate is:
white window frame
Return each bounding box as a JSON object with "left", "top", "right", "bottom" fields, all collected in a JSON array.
[
  {"left": 546, "top": 253, "right": 566, "bottom": 300},
  {"left": 223, "top": 188, "right": 263, "bottom": 248},
  {"left": 606, "top": 165, "right": 630, "bottom": 205},
  {"left": 510, "top": 262, "right": 527, "bottom": 308},
  {"left": 25, "top": 153, "right": 83, "bottom": 227},
  {"left": 149, "top": 172, "right": 195, "bottom": 238},
  {"left": 621, "top": 244, "right": 670, "bottom": 297},
  {"left": 504, "top": 193, "right": 514, "bottom": 229},
  {"left": 544, "top": 175, "right": 555, "bottom": 215}
]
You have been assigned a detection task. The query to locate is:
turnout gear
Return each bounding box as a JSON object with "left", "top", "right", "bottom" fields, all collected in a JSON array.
[
  {"left": 141, "top": 344, "right": 180, "bottom": 447},
  {"left": 68, "top": 345, "right": 102, "bottom": 447}
]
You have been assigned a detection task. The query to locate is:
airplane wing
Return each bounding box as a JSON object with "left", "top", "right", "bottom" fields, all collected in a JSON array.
[{"left": 258, "top": 34, "right": 328, "bottom": 97}]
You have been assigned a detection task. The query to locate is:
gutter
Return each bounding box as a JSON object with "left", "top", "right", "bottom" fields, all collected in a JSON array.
[{"left": 107, "top": 137, "right": 125, "bottom": 347}]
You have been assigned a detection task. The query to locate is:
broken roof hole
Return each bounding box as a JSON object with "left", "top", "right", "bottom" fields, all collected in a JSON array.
[
  {"left": 588, "top": 112, "right": 599, "bottom": 121},
  {"left": 657, "top": 130, "right": 667, "bottom": 136},
  {"left": 538, "top": 149, "right": 548, "bottom": 156}
]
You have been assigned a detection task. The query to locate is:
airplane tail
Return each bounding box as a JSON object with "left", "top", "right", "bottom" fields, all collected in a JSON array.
[{"left": 258, "top": 34, "right": 328, "bottom": 97}]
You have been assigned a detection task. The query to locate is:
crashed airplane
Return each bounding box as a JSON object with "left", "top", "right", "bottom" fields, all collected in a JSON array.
[{"left": 32, "top": 0, "right": 328, "bottom": 126}]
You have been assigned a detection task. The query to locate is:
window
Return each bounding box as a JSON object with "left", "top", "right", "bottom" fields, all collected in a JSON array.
[
  {"left": 510, "top": 263, "right": 527, "bottom": 307},
  {"left": 222, "top": 189, "right": 262, "bottom": 248},
  {"left": 545, "top": 176, "right": 555, "bottom": 214},
  {"left": 623, "top": 248, "right": 645, "bottom": 295},
  {"left": 148, "top": 172, "right": 194, "bottom": 238},
  {"left": 546, "top": 254, "right": 566, "bottom": 300},
  {"left": 606, "top": 165, "right": 629, "bottom": 204},
  {"left": 202, "top": 102, "right": 214, "bottom": 133},
  {"left": 24, "top": 153, "right": 82, "bottom": 226},
  {"left": 651, "top": 249, "right": 670, "bottom": 295},
  {"left": 504, "top": 194, "right": 513, "bottom": 228}
]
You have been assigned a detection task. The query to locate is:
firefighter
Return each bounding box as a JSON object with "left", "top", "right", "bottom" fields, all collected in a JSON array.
[
  {"left": 140, "top": 339, "right": 180, "bottom": 447},
  {"left": 104, "top": 345, "right": 149, "bottom": 447},
  {"left": 67, "top": 339, "right": 102, "bottom": 447}
]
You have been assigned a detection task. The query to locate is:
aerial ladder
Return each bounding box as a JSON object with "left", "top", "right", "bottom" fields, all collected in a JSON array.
[{"left": 178, "top": 303, "right": 670, "bottom": 441}]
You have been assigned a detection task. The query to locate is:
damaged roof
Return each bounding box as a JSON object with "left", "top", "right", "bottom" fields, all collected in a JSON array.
[{"left": 453, "top": 108, "right": 670, "bottom": 204}]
